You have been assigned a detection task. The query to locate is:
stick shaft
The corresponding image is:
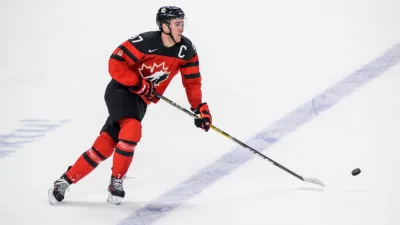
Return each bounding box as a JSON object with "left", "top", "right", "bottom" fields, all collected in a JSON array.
[{"left": 154, "top": 92, "right": 305, "bottom": 182}]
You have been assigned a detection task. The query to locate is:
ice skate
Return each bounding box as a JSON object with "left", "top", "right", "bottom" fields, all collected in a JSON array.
[
  {"left": 48, "top": 173, "right": 72, "bottom": 205},
  {"left": 107, "top": 175, "right": 125, "bottom": 205}
]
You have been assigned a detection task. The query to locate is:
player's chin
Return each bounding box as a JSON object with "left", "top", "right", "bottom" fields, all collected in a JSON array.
[{"left": 174, "top": 35, "right": 182, "bottom": 43}]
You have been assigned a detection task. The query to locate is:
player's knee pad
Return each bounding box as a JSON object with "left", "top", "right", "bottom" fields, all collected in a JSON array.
[
  {"left": 89, "top": 132, "right": 116, "bottom": 162},
  {"left": 118, "top": 118, "right": 142, "bottom": 145}
]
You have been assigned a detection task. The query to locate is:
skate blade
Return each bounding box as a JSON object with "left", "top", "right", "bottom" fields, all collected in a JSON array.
[
  {"left": 107, "top": 193, "right": 123, "bottom": 205},
  {"left": 48, "top": 188, "right": 58, "bottom": 205}
]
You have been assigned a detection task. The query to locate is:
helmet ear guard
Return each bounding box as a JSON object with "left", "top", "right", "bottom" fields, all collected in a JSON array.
[{"left": 156, "top": 19, "right": 170, "bottom": 32}]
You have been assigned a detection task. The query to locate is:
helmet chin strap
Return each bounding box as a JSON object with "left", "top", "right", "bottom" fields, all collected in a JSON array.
[{"left": 161, "top": 24, "right": 178, "bottom": 44}]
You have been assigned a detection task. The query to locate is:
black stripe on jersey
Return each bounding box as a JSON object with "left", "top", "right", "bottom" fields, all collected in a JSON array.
[
  {"left": 110, "top": 54, "right": 125, "bottom": 61},
  {"left": 83, "top": 152, "right": 98, "bottom": 168},
  {"left": 115, "top": 147, "right": 134, "bottom": 157},
  {"left": 181, "top": 61, "right": 199, "bottom": 68},
  {"left": 119, "top": 45, "right": 139, "bottom": 62},
  {"left": 184, "top": 73, "right": 201, "bottom": 79}
]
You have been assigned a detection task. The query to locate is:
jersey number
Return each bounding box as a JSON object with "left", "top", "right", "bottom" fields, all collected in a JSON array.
[{"left": 130, "top": 35, "right": 143, "bottom": 43}]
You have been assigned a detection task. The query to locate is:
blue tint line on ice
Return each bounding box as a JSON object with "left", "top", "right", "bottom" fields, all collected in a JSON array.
[
  {"left": 0, "top": 119, "right": 71, "bottom": 158},
  {"left": 119, "top": 43, "right": 400, "bottom": 225}
]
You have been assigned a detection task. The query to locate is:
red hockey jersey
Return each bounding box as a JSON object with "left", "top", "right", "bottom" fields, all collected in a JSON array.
[{"left": 108, "top": 31, "right": 202, "bottom": 109}]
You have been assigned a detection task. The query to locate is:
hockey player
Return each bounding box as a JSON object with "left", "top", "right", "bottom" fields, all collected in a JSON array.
[{"left": 48, "top": 6, "right": 212, "bottom": 205}]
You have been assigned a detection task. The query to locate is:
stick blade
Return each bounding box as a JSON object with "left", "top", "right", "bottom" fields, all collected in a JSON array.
[{"left": 303, "top": 177, "right": 325, "bottom": 187}]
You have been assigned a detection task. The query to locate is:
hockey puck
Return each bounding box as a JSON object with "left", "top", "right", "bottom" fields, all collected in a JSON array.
[{"left": 351, "top": 168, "right": 361, "bottom": 176}]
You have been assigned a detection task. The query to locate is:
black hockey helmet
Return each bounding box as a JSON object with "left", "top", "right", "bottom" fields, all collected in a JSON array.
[{"left": 156, "top": 6, "right": 185, "bottom": 31}]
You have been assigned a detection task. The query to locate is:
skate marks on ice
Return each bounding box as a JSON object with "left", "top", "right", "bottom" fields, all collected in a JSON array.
[
  {"left": 0, "top": 119, "right": 71, "bottom": 157},
  {"left": 118, "top": 43, "right": 400, "bottom": 225}
]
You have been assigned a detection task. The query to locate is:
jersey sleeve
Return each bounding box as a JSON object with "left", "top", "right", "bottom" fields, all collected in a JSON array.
[
  {"left": 180, "top": 52, "right": 202, "bottom": 109},
  {"left": 108, "top": 39, "right": 145, "bottom": 87}
]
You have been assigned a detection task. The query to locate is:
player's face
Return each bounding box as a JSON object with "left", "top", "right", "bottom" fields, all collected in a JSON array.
[{"left": 169, "top": 18, "right": 184, "bottom": 42}]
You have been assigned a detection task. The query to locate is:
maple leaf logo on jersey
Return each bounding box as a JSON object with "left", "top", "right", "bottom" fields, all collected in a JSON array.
[{"left": 138, "top": 62, "right": 170, "bottom": 86}]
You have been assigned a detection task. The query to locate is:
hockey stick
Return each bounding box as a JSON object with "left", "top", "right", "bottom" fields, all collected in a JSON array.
[{"left": 153, "top": 92, "right": 325, "bottom": 187}]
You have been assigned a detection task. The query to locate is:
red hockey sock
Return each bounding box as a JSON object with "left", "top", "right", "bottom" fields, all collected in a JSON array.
[
  {"left": 112, "top": 141, "right": 136, "bottom": 178},
  {"left": 112, "top": 118, "right": 142, "bottom": 178},
  {"left": 66, "top": 132, "right": 116, "bottom": 183}
]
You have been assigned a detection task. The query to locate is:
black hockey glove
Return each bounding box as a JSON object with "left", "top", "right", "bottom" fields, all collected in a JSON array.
[
  {"left": 129, "top": 78, "right": 155, "bottom": 101},
  {"left": 191, "top": 103, "right": 212, "bottom": 132}
]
